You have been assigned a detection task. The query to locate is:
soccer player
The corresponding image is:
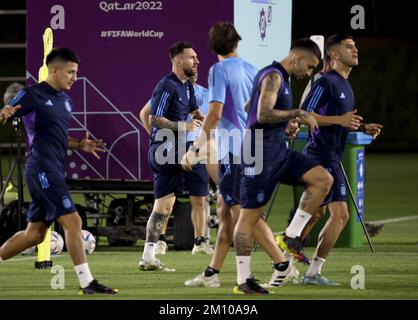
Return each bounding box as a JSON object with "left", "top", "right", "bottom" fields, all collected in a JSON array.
[
  {"left": 299, "top": 34, "right": 382, "bottom": 285},
  {"left": 138, "top": 72, "right": 214, "bottom": 255},
  {"left": 284, "top": 53, "right": 334, "bottom": 251},
  {"left": 233, "top": 38, "right": 334, "bottom": 294},
  {"left": 137, "top": 41, "right": 205, "bottom": 271},
  {"left": 182, "top": 22, "right": 298, "bottom": 290},
  {"left": 0, "top": 48, "right": 117, "bottom": 295}
]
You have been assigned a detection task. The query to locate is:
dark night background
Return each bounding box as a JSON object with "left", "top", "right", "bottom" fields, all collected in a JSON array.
[{"left": 1, "top": 0, "right": 417, "bottom": 151}]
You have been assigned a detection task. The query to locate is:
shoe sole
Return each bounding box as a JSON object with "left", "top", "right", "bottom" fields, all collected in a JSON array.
[
  {"left": 139, "top": 268, "right": 175, "bottom": 272},
  {"left": 192, "top": 251, "right": 214, "bottom": 255},
  {"left": 233, "top": 286, "right": 270, "bottom": 295},
  {"left": 301, "top": 279, "right": 341, "bottom": 286},
  {"left": 184, "top": 281, "right": 220, "bottom": 288},
  {"left": 78, "top": 288, "right": 119, "bottom": 295}
]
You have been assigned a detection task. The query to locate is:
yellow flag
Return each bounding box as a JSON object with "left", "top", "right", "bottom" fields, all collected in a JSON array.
[
  {"left": 36, "top": 27, "right": 54, "bottom": 268},
  {"left": 38, "top": 28, "right": 54, "bottom": 82}
]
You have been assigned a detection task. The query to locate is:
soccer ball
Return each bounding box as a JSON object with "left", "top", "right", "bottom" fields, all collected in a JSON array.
[
  {"left": 21, "top": 245, "right": 36, "bottom": 255},
  {"left": 209, "top": 215, "right": 219, "bottom": 228},
  {"left": 81, "top": 230, "right": 96, "bottom": 255},
  {"left": 50, "top": 231, "right": 64, "bottom": 255}
]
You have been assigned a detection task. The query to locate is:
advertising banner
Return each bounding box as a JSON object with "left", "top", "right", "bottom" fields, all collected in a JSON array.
[
  {"left": 27, "top": 0, "right": 292, "bottom": 181},
  {"left": 27, "top": 0, "right": 233, "bottom": 180}
]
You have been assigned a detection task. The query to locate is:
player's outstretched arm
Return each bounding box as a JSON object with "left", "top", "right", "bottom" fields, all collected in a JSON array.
[
  {"left": 361, "top": 123, "right": 383, "bottom": 139},
  {"left": 149, "top": 115, "right": 201, "bottom": 132},
  {"left": 310, "top": 109, "right": 363, "bottom": 130},
  {"left": 68, "top": 131, "right": 106, "bottom": 159}
]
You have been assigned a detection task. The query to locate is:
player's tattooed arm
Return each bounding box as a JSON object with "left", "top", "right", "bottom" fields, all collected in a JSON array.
[
  {"left": 257, "top": 72, "right": 317, "bottom": 130},
  {"left": 150, "top": 115, "right": 200, "bottom": 132},
  {"left": 150, "top": 115, "right": 179, "bottom": 130}
]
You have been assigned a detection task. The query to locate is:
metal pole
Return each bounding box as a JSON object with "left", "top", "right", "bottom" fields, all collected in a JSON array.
[
  {"left": 339, "top": 161, "right": 375, "bottom": 252},
  {"left": 15, "top": 119, "right": 24, "bottom": 230}
]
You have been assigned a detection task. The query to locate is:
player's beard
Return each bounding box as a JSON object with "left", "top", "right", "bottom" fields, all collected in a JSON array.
[{"left": 184, "top": 66, "right": 196, "bottom": 78}]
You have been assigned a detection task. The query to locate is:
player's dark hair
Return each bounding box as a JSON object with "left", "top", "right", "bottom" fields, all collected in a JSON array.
[
  {"left": 46, "top": 47, "right": 80, "bottom": 65},
  {"left": 325, "top": 33, "right": 353, "bottom": 53},
  {"left": 169, "top": 41, "right": 193, "bottom": 60},
  {"left": 208, "top": 21, "right": 242, "bottom": 56},
  {"left": 291, "top": 38, "right": 322, "bottom": 61}
]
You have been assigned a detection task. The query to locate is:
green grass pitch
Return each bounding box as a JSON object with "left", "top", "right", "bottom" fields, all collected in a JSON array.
[{"left": 0, "top": 154, "right": 417, "bottom": 300}]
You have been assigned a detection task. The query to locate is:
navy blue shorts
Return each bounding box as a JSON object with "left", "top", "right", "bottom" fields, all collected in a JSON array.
[
  {"left": 183, "top": 142, "right": 209, "bottom": 197},
  {"left": 311, "top": 157, "right": 347, "bottom": 205},
  {"left": 25, "top": 171, "right": 76, "bottom": 227},
  {"left": 218, "top": 153, "right": 242, "bottom": 207},
  {"left": 240, "top": 146, "right": 318, "bottom": 209},
  {"left": 184, "top": 163, "right": 209, "bottom": 197},
  {"left": 148, "top": 145, "right": 184, "bottom": 199}
]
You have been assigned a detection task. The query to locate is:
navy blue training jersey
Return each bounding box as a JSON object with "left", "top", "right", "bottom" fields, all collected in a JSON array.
[
  {"left": 302, "top": 70, "right": 355, "bottom": 160},
  {"left": 10, "top": 82, "right": 73, "bottom": 175},
  {"left": 149, "top": 72, "right": 198, "bottom": 148},
  {"left": 246, "top": 61, "right": 293, "bottom": 145}
]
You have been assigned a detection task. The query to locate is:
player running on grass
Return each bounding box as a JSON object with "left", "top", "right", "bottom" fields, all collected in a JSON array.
[
  {"left": 0, "top": 48, "right": 117, "bottom": 295},
  {"left": 182, "top": 22, "right": 298, "bottom": 292},
  {"left": 297, "top": 34, "right": 382, "bottom": 285},
  {"left": 233, "top": 38, "right": 334, "bottom": 294}
]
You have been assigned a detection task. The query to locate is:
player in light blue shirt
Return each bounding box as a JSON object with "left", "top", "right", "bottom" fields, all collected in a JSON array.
[
  {"left": 208, "top": 55, "right": 256, "bottom": 162},
  {"left": 182, "top": 22, "right": 294, "bottom": 290},
  {"left": 186, "top": 81, "right": 208, "bottom": 142}
]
